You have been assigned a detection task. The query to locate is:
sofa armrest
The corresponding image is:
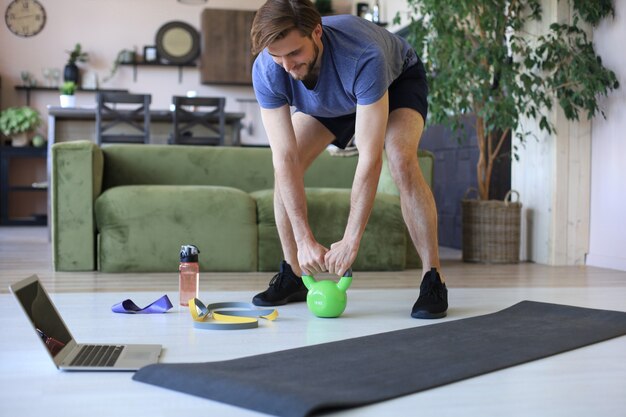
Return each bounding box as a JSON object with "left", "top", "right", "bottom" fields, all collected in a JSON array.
[{"left": 51, "top": 141, "right": 104, "bottom": 271}]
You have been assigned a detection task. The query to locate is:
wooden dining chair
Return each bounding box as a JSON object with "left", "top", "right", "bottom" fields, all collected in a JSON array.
[
  {"left": 170, "top": 96, "right": 226, "bottom": 146},
  {"left": 96, "top": 93, "right": 151, "bottom": 145}
]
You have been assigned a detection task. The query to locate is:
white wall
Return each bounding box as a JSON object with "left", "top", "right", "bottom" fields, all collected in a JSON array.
[
  {"left": 587, "top": 1, "right": 626, "bottom": 271},
  {"left": 0, "top": 0, "right": 266, "bottom": 113},
  {"left": 511, "top": 1, "right": 626, "bottom": 269},
  {"left": 0, "top": 0, "right": 400, "bottom": 145}
]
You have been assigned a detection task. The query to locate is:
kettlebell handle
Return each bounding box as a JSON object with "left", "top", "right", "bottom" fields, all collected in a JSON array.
[
  {"left": 301, "top": 268, "right": 353, "bottom": 290},
  {"left": 302, "top": 268, "right": 352, "bottom": 280}
]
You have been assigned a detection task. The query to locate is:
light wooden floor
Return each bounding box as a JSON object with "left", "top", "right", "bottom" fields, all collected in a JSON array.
[
  {"left": 1, "top": 226, "right": 625, "bottom": 294},
  {"left": 1, "top": 227, "right": 625, "bottom": 417}
]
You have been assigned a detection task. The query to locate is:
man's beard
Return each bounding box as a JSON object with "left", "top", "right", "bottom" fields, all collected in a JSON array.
[{"left": 293, "top": 42, "right": 320, "bottom": 88}]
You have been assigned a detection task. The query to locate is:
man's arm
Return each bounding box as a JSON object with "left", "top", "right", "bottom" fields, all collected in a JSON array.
[
  {"left": 325, "top": 92, "right": 389, "bottom": 276},
  {"left": 260, "top": 105, "right": 328, "bottom": 275}
]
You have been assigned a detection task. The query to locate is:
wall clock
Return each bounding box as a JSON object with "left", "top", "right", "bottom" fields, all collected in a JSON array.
[
  {"left": 155, "top": 21, "right": 200, "bottom": 64},
  {"left": 5, "top": 0, "right": 46, "bottom": 38}
]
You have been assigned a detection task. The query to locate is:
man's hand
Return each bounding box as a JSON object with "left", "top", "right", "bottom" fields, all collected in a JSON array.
[
  {"left": 297, "top": 238, "right": 329, "bottom": 276},
  {"left": 325, "top": 239, "right": 359, "bottom": 277}
]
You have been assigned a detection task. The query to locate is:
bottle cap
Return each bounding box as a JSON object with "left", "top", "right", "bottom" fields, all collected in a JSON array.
[{"left": 180, "top": 244, "right": 200, "bottom": 262}]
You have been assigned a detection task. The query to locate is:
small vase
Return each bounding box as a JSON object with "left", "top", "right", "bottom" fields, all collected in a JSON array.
[
  {"left": 120, "top": 50, "right": 135, "bottom": 63},
  {"left": 63, "top": 63, "right": 79, "bottom": 84},
  {"left": 60, "top": 95, "right": 76, "bottom": 108},
  {"left": 11, "top": 132, "right": 29, "bottom": 147}
]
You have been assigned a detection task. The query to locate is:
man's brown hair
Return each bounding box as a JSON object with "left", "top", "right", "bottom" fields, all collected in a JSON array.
[{"left": 251, "top": 0, "right": 322, "bottom": 55}]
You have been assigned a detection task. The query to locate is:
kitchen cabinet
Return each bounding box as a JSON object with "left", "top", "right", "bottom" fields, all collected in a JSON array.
[{"left": 200, "top": 9, "right": 256, "bottom": 85}]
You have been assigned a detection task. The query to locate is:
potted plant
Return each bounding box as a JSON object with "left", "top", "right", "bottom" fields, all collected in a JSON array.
[
  {"left": 0, "top": 107, "right": 42, "bottom": 147},
  {"left": 398, "top": 0, "right": 619, "bottom": 262},
  {"left": 59, "top": 81, "right": 77, "bottom": 108},
  {"left": 64, "top": 43, "right": 89, "bottom": 85},
  {"left": 102, "top": 48, "right": 136, "bottom": 83}
]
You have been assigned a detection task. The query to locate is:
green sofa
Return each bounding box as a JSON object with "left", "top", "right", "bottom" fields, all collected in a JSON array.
[{"left": 51, "top": 141, "right": 433, "bottom": 272}]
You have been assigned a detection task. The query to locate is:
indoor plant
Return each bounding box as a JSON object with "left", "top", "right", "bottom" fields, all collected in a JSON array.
[
  {"left": 59, "top": 81, "right": 77, "bottom": 108},
  {"left": 397, "top": 0, "right": 619, "bottom": 261},
  {"left": 398, "top": 0, "right": 619, "bottom": 201},
  {"left": 102, "top": 48, "right": 136, "bottom": 83},
  {"left": 0, "top": 107, "right": 42, "bottom": 146},
  {"left": 64, "top": 43, "right": 89, "bottom": 84}
]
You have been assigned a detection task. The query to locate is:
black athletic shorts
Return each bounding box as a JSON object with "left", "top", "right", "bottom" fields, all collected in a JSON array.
[{"left": 313, "top": 59, "right": 429, "bottom": 149}]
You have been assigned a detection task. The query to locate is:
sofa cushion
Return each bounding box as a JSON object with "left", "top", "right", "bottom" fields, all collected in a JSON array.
[
  {"left": 101, "top": 145, "right": 276, "bottom": 193},
  {"left": 100, "top": 145, "right": 361, "bottom": 193},
  {"left": 95, "top": 185, "right": 258, "bottom": 272},
  {"left": 252, "top": 188, "right": 407, "bottom": 272}
]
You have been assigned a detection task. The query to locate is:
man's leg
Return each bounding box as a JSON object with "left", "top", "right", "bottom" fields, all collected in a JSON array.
[
  {"left": 384, "top": 109, "right": 440, "bottom": 274},
  {"left": 253, "top": 112, "right": 335, "bottom": 306},
  {"left": 384, "top": 108, "right": 448, "bottom": 318}
]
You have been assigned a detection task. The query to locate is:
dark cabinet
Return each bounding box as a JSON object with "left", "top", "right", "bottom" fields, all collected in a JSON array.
[
  {"left": 0, "top": 146, "right": 47, "bottom": 226},
  {"left": 200, "top": 9, "right": 256, "bottom": 85}
]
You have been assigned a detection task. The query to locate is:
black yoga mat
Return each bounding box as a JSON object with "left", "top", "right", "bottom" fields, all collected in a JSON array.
[{"left": 133, "top": 301, "right": 626, "bottom": 417}]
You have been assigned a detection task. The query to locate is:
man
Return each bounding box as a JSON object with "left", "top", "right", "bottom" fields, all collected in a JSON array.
[{"left": 250, "top": 0, "right": 447, "bottom": 319}]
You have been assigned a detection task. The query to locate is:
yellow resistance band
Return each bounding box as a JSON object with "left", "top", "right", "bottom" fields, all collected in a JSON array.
[{"left": 189, "top": 299, "right": 278, "bottom": 330}]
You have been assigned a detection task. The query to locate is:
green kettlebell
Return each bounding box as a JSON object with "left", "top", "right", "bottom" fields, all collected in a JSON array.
[{"left": 301, "top": 269, "right": 352, "bottom": 318}]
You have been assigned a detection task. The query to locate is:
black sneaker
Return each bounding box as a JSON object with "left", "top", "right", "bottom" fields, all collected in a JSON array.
[
  {"left": 252, "top": 261, "right": 308, "bottom": 306},
  {"left": 411, "top": 268, "right": 448, "bottom": 319}
]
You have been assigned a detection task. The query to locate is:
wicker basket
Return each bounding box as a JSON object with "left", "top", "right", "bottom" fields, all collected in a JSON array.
[{"left": 461, "top": 189, "right": 522, "bottom": 263}]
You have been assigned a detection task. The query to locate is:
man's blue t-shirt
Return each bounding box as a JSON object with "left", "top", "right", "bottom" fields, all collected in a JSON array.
[{"left": 252, "top": 15, "right": 418, "bottom": 118}]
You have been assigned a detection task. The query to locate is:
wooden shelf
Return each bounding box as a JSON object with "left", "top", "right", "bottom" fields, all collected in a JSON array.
[
  {"left": 2, "top": 216, "right": 47, "bottom": 226},
  {"left": 15, "top": 86, "right": 129, "bottom": 106},
  {"left": 8, "top": 185, "right": 46, "bottom": 192},
  {"left": 120, "top": 61, "right": 196, "bottom": 68},
  {"left": 119, "top": 61, "right": 197, "bottom": 83},
  {"left": 15, "top": 86, "right": 129, "bottom": 92}
]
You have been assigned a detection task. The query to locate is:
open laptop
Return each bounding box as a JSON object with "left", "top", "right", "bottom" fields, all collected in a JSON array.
[{"left": 9, "top": 275, "right": 162, "bottom": 371}]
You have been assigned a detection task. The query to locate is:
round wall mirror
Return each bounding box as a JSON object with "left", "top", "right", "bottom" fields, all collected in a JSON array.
[{"left": 156, "top": 21, "right": 200, "bottom": 64}]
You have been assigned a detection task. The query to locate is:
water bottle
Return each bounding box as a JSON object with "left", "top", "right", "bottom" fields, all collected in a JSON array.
[{"left": 179, "top": 244, "right": 200, "bottom": 307}]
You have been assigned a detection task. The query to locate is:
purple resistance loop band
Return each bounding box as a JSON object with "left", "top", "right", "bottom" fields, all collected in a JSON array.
[{"left": 112, "top": 295, "right": 173, "bottom": 314}]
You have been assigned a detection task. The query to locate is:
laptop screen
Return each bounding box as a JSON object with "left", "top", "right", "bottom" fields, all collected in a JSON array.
[{"left": 12, "top": 278, "right": 73, "bottom": 357}]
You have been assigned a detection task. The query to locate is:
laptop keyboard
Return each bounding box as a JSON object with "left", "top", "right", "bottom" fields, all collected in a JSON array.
[{"left": 70, "top": 345, "right": 124, "bottom": 367}]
